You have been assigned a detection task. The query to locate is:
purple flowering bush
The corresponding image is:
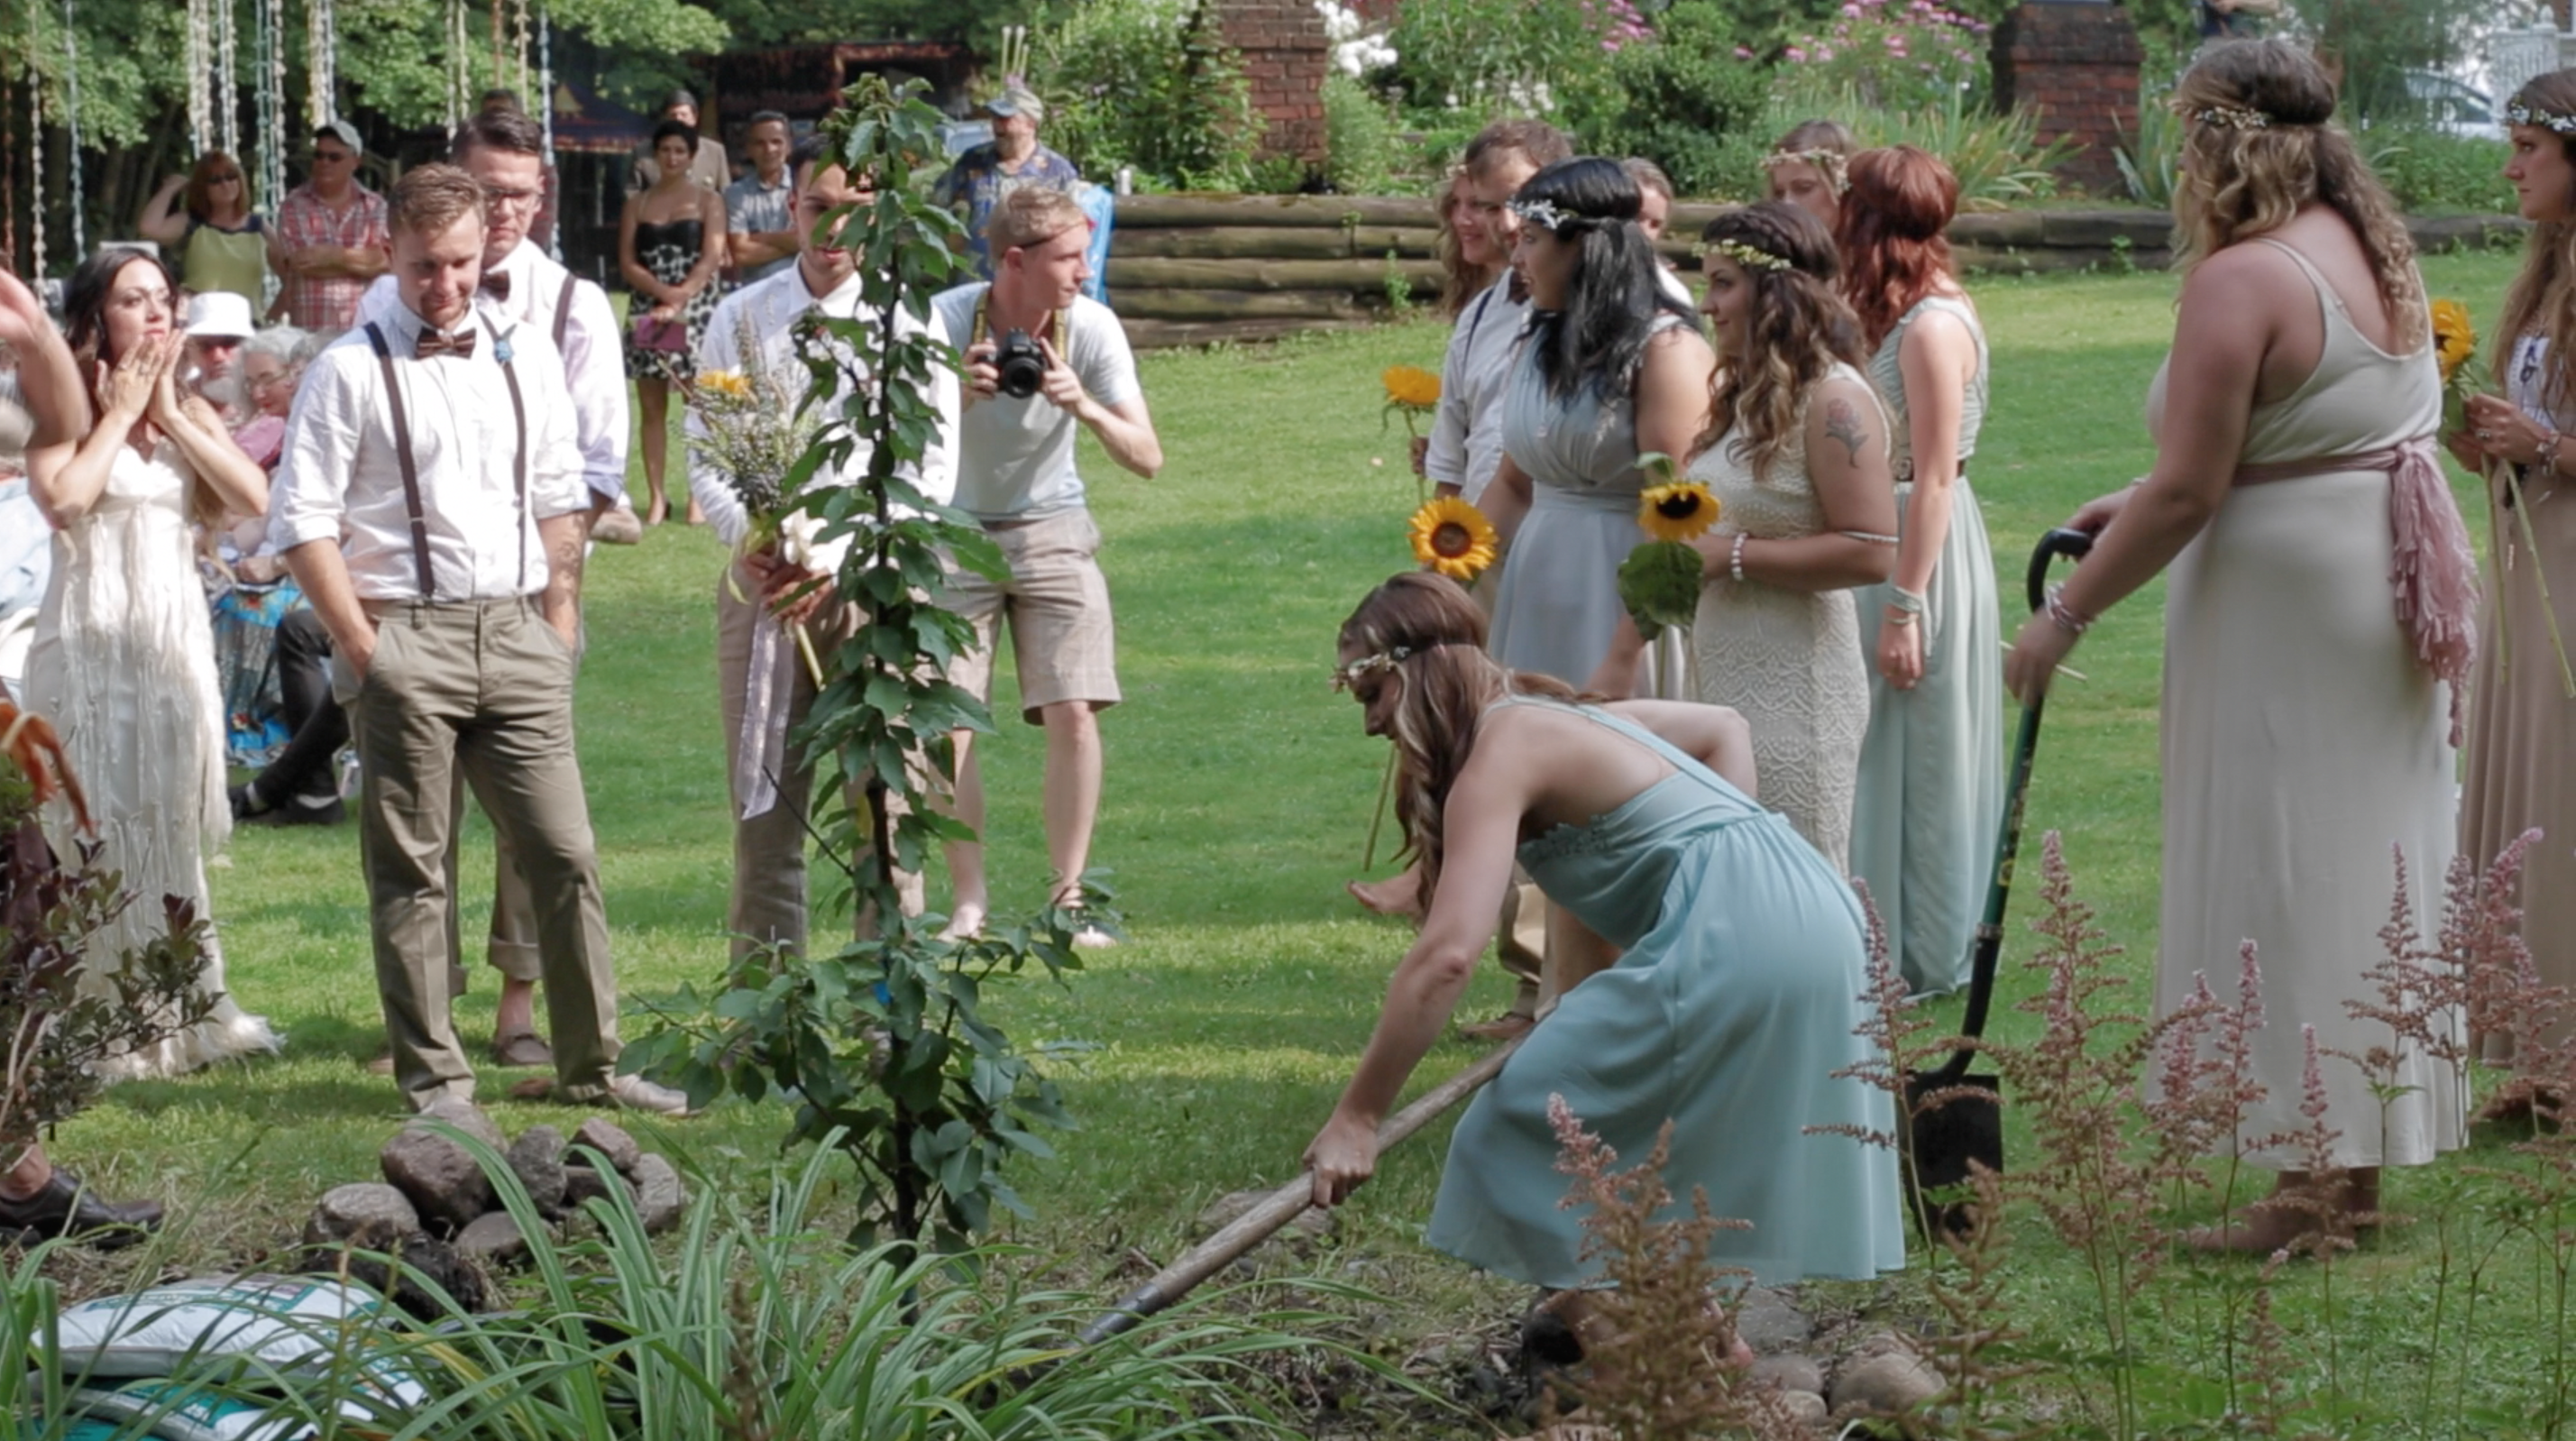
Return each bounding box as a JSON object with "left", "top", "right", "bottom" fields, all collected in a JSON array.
[{"left": 1780, "top": 0, "right": 1991, "bottom": 112}]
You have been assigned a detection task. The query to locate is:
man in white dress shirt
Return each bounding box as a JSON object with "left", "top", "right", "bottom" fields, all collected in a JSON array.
[
  {"left": 355, "top": 109, "right": 640, "bottom": 1075},
  {"left": 272, "top": 165, "right": 684, "bottom": 1115},
  {"left": 691, "top": 138, "right": 958, "bottom": 957}
]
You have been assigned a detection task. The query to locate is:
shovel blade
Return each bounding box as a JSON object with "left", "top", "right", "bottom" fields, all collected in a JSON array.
[{"left": 1902, "top": 1069, "right": 2002, "bottom": 1241}]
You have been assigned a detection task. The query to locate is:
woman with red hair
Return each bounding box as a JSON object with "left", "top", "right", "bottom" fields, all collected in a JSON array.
[{"left": 1838, "top": 145, "right": 2002, "bottom": 996}]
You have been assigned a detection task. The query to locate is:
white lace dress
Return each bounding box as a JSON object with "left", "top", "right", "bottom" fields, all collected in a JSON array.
[
  {"left": 1686, "top": 363, "right": 1880, "bottom": 872},
  {"left": 23, "top": 439, "right": 280, "bottom": 1077}
]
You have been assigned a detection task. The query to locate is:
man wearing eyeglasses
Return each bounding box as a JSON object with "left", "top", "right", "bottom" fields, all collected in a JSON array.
[
  {"left": 270, "top": 120, "right": 390, "bottom": 335},
  {"left": 347, "top": 107, "right": 642, "bottom": 1072}
]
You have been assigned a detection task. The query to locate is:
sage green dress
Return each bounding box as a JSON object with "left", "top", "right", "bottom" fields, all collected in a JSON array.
[
  {"left": 1426, "top": 697, "right": 1907, "bottom": 1288},
  {"left": 1850, "top": 295, "right": 2003, "bottom": 995}
]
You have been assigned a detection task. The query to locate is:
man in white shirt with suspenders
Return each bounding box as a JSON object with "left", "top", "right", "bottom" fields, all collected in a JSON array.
[
  {"left": 273, "top": 165, "right": 684, "bottom": 1115},
  {"left": 355, "top": 110, "right": 637, "bottom": 1074}
]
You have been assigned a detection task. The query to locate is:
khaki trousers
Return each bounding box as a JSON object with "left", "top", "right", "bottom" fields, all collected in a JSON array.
[
  {"left": 337, "top": 596, "right": 620, "bottom": 1110},
  {"left": 715, "top": 568, "right": 921, "bottom": 961}
]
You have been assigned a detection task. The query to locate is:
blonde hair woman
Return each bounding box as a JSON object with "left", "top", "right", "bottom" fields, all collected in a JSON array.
[
  {"left": 2004, "top": 38, "right": 2476, "bottom": 1247},
  {"left": 2452, "top": 69, "right": 2576, "bottom": 1077}
]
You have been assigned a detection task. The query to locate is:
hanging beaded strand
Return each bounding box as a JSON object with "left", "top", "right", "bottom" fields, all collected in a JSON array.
[
  {"left": 186, "top": 0, "right": 210, "bottom": 155},
  {"left": 61, "top": 0, "right": 81, "bottom": 263},
  {"left": 216, "top": 0, "right": 239, "bottom": 161}
]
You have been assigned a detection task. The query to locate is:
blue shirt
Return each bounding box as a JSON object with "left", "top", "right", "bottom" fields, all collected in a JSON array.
[{"left": 930, "top": 142, "right": 1081, "bottom": 280}]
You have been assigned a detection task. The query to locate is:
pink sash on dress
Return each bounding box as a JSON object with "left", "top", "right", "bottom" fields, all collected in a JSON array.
[{"left": 2235, "top": 434, "right": 2480, "bottom": 744}]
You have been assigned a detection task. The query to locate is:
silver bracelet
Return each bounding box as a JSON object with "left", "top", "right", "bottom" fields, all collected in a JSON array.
[
  {"left": 1887, "top": 585, "right": 1928, "bottom": 615},
  {"left": 1729, "top": 533, "right": 1748, "bottom": 584},
  {"left": 2044, "top": 583, "right": 2093, "bottom": 636},
  {"left": 1839, "top": 528, "right": 1900, "bottom": 546}
]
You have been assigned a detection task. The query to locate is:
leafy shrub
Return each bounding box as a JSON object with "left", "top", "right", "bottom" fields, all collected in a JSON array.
[
  {"left": 1855, "top": 85, "right": 2072, "bottom": 208},
  {"left": 1381, "top": 0, "right": 1644, "bottom": 120},
  {"left": 1321, "top": 71, "right": 1402, "bottom": 195},
  {"left": 2366, "top": 127, "right": 2516, "bottom": 215},
  {"left": 1779, "top": 0, "right": 1994, "bottom": 111},
  {"left": 1571, "top": 0, "right": 1770, "bottom": 198},
  {"left": 2115, "top": 92, "right": 2181, "bottom": 208},
  {"left": 1036, "top": 0, "right": 1260, "bottom": 191}
]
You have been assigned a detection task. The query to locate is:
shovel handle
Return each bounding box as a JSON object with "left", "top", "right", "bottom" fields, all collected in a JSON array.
[{"left": 1925, "top": 528, "right": 2094, "bottom": 1088}]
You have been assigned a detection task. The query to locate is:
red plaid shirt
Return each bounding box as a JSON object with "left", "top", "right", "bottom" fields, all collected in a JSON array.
[{"left": 273, "top": 181, "right": 390, "bottom": 333}]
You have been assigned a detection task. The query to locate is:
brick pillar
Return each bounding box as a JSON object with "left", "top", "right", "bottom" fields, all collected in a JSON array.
[
  {"left": 1991, "top": 1, "right": 2144, "bottom": 201},
  {"left": 1216, "top": 0, "right": 1331, "bottom": 163}
]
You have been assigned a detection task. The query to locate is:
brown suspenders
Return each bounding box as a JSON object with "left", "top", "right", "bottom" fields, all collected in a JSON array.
[{"left": 362, "top": 317, "right": 532, "bottom": 599}]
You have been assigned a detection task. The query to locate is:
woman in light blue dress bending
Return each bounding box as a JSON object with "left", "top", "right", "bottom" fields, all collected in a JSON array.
[
  {"left": 1481, "top": 158, "right": 1714, "bottom": 690},
  {"left": 1839, "top": 145, "right": 2004, "bottom": 995},
  {"left": 1306, "top": 574, "right": 1904, "bottom": 1318}
]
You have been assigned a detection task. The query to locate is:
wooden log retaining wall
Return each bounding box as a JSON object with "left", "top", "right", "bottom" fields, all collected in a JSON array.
[{"left": 1107, "top": 193, "right": 2526, "bottom": 351}]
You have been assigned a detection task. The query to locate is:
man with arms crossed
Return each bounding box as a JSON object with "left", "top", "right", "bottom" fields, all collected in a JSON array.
[
  {"left": 723, "top": 113, "right": 800, "bottom": 287},
  {"left": 933, "top": 187, "right": 1160, "bottom": 941},
  {"left": 693, "top": 139, "right": 957, "bottom": 956},
  {"left": 271, "top": 165, "right": 683, "bottom": 1115}
]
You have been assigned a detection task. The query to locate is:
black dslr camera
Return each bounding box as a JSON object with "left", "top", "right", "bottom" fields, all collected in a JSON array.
[{"left": 994, "top": 328, "right": 1049, "bottom": 399}]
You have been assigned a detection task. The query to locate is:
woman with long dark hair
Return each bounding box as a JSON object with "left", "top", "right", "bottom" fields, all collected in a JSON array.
[
  {"left": 1481, "top": 157, "right": 1713, "bottom": 691},
  {"left": 1306, "top": 573, "right": 1902, "bottom": 1301},
  {"left": 135, "top": 151, "right": 271, "bottom": 307},
  {"left": 2004, "top": 39, "right": 2471, "bottom": 1244},
  {"left": 1838, "top": 144, "right": 2003, "bottom": 996},
  {"left": 7, "top": 250, "right": 279, "bottom": 1076},
  {"left": 1685, "top": 202, "right": 1896, "bottom": 870},
  {"left": 2452, "top": 68, "right": 2576, "bottom": 1072},
  {"left": 619, "top": 116, "right": 726, "bottom": 526}
]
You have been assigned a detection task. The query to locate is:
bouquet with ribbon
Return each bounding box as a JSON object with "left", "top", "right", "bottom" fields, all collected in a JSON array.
[
  {"left": 2439, "top": 297, "right": 2575, "bottom": 698},
  {"left": 681, "top": 317, "right": 828, "bottom": 686}
]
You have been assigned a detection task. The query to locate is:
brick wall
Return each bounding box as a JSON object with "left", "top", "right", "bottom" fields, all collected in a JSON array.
[
  {"left": 1992, "top": 1, "right": 2144, "bottom": 201},
  {"left": 1217, "top": 0, "right": 1332, "bottom": 162}
]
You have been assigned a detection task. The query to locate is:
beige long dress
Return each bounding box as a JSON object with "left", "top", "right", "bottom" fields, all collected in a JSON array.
[
  {"left": 2461, "top": 334, "right": 2576, "bottom": 1062},
  {"left": 1685, "top": 362, "right": 1884, "bottom": 872},
  {"left": 2152, "top": 239, "right": 2465, "bottom": 1170}
]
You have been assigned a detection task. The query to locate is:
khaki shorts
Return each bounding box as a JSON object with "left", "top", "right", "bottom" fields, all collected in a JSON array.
[{"left": 945, "top": 509, "right": 1120, "bottom": 724}]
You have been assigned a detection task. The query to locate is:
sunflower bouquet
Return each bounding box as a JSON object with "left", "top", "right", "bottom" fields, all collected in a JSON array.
[
  {"left": 2434, "top": 298, "right": 2487, "bottom": 435},
  {"left": 1383, "top": 364, "right": 1442, "bottom": 496},
  {"left": 1617, "top": 459, "right": 1722, "bottom": 641},
  {"left": 1408, "top": 495, "right": 1499, "bottom": 583},
  {"left": 682, "top": 315, "right": 828, "bottom": 682}
]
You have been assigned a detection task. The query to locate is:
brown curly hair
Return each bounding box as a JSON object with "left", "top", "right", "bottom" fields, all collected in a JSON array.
[
  {"left": 1701, "top": 201, "right": 1866, "bottom": 479},
  {"left": 2169, "top": 38, "right": 2427, "bottom": 353},
  {"left": 2498, "top": 69, "right": 2576, "bottom": 414},
  {"left": 1337, "top": 574, "right": 1581, "bottom": 912},
  {"left": 1836, "top": 145, "right": 1958, "bottom": 353}
]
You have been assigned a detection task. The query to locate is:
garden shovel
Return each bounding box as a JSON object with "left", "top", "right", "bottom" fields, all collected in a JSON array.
[{"left": 1903, "top": 526, "right": 2094, "bottom": 1240}]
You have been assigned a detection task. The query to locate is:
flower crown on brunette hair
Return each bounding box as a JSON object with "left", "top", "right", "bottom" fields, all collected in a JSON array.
[
  {"left": 2509, "top": 100, "right": 2576, "bottom": 135},
  {"left": 1692, "top": 236, "right": 1793, "bottom": 274},
  {"left": 1509, "top": 197, "right": 1581, "bottom": 233},
  {"left": 2189, "top": 103, "right": 2280, "bottom": 131},
  {"left": 1331, "top": 640, "right": 1462, "bottom": 690},
  {"left": 1759, "top": 147, "right": 1850, "bottom": 193}
]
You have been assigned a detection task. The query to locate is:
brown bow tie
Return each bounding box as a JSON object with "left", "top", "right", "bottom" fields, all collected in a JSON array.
[
  {"left": 416, "top": 327, "right": 478, "bottom": 361},
  {"left": 479, "top": 271, "right": 510, "bottom": 301}
]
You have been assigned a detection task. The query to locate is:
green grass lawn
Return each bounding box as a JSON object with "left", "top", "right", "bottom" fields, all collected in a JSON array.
[{"left": 46, "top": 246, "right": 2562, "bottom": 1431}]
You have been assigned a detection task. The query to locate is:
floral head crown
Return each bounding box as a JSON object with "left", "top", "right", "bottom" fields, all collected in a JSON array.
[
  {"left": 1692, "top": 236, "right": 1793, "bottom": 274},
  {"left": 2509, "top": 101, "right": 2576, "bottom": 136},
  {"left": 1759, "top": 147, "right": 1850, "bottom": 194},
  {"left": 1508, "top": 197, "right": 1579, "bottom": 233},
  {"left": 1333, "top": 640, "right": 1460, "bottom": 691},
  {"left": 2190, "top": 103, "right": 2275, "bottom": 130}
]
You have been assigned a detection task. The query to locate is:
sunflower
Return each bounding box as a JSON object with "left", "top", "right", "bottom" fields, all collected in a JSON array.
[
  {"left": 2431, "top": 298, "right": 2477, "bottom": 386},
  {"left": 1382, "top": 365, "right": 1442, "bottom": 411},
  {"left": 698, "top": 369, "right": 756, "bottom": 402},
  {"left": 1637, "top": 482, "right": 1722, "bottom": 544},
  {"left": 1407, "top": 497, "right": 1500, "bottom": 583}
]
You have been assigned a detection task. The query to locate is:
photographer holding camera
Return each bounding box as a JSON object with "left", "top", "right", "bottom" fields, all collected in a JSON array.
[{"left": 931, "top": 186, "right": 1160, "bottom": 944}]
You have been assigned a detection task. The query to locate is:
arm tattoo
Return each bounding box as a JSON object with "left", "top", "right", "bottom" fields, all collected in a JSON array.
[{"left": 1823, "top": 397, "right": 1869, "bottom": 467}]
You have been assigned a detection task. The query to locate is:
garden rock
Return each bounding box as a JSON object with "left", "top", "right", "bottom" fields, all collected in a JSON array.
[
  {"left": 1772, "top": 1388, "right": 1829, "bottom": 1427},
  {"left": 303, "top": 1183, "right": 420, "bottom": 1246},
  {"left": 380, "top": 1127, "right": 492, "bottom": 1234},
  {"left": 1829, "top": 1347, "right": 1941, "bottom": 1417},
  {"left": 417, "top": 1095, "right": 508, "bottom": 1152},
  {"left": 456, "top": 1210, "right": 532, "bottom": 1267},
  {"left": 631, "top": 1153, "right": 685, "bottom": 1234},
  {"left": 506, "top": 1125, "right": 568, "bottom": 1216},
  {"left": 1747, "top": 1353, "right": 1824, "bottom": 1399},
  {"left": 1730, "top": 1287, "right": 1812, "bottom": 1353},
  {"left": 571, "top": 1118, "right": 642, "bottom": 1177},
  {"left": 562, "top": 1164, "right": 619, "bottom": 1212}
]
